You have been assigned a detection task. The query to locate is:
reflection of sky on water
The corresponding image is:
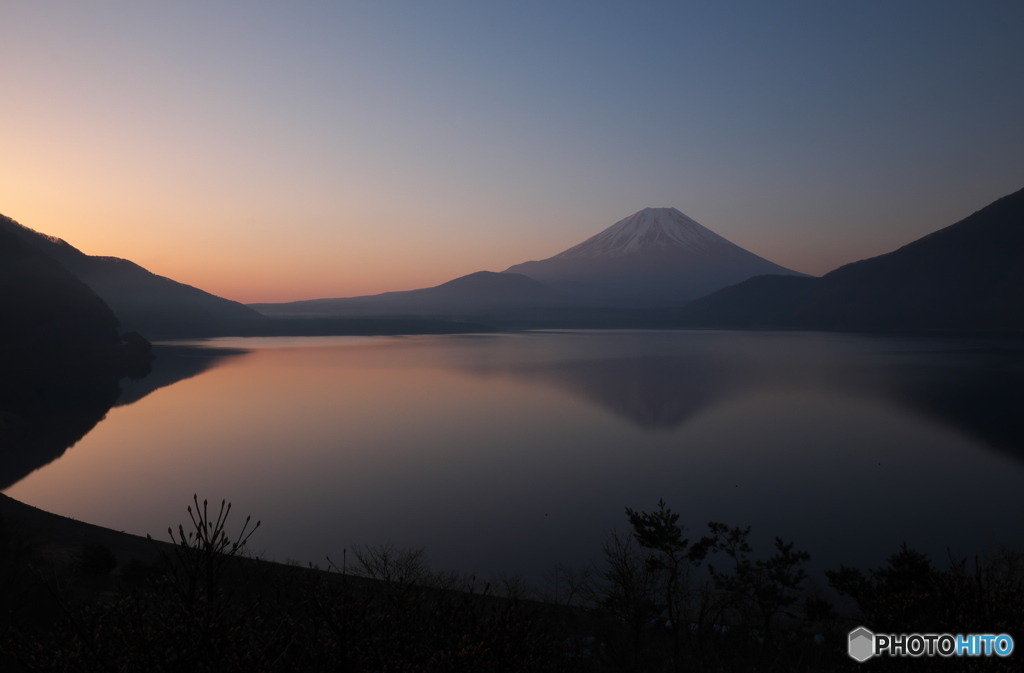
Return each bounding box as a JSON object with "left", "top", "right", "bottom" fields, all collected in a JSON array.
[{"left": 4, "top": 332, "right": 1024, "bottom": 584}]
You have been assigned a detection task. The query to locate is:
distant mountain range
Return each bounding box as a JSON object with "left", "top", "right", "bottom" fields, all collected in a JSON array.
[
  {"left": 251, "top": 270, "right": 568, "bottom": 318},
  {"left": 679, "top": 186, "right": 1024, "bottom": 332},
  {"left": 505, "top": 207, "right": 806, "bottom": 305},
  {"left": 6, "top": 184, "right": 1022, "bottom": 338},
  {"left": 0, "top": 215, "right": 262, "bottom": 338},
  {"left": 255, "top": 207, "right": 805, "bottom": 319},
  {"left": 1, "top": 214, "right": 493, "bottom": 338}
]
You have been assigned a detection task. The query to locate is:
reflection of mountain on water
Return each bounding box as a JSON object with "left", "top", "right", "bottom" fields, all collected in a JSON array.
[
  {"left": 115, "top": 345, "right": 248, "bottom": 408},
  {"left": 463, "top": 344, "right": 1024, "bottom": 463},
  {"left": 0, "top": 345, "right": 245, "bottom": 489},
  {"left": 871, "top": 361, "right": 1024, "bottom": 461},
  {"left": 497, "top": 357, "right": 745, "bottom": 429},
  {"left": 0, "top": 369, "right": 124, "bottom": 490}
]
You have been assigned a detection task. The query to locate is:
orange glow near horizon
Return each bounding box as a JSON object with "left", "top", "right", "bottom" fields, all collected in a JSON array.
[
  {"left": 0, "top": 55, "right": 987, "bottom": 305},
  {"left": 3, "top": 2, "right": 1023, "bottom": 306},
  {"left": 2, "top": 189, "right": 863, "bottom": 305},
  {"left": 2, "top": 193, "right": 893, "bottom": 305},
  {"left": 0, "top": 189, "right": 579, "bottom": 304}
]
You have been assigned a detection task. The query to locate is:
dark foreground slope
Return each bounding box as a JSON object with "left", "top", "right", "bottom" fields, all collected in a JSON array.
[
  {"left": 680, "top": 187, "right": 1024, "bottom": 332},
  {"left": 0, "top": 214, "right": 263, "bottom": 337},
  {"left": 0, "top": 493, "right": 580, "bottom": 673},
  {"left": 3, "top": 491, "right": 1021, "bottom": 672}
]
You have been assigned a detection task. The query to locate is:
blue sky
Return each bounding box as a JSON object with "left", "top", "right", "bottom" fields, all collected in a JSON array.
[{"left": 2, "top": 1, "right": 1022, "bottom": 302}]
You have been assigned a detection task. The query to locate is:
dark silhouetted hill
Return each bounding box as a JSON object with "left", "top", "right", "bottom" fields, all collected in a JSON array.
[
  {"left": 680, "top": 187, "right": 1024, "bottom": 332},
  {"left": 0, "top": 214, "right": 263, "bottom": 338},
  {"left": 0, "top": 224, "right": 121, "bottom": 349},
  {"left": 0, "top": 223, "right": 160, "bottom": 487}
]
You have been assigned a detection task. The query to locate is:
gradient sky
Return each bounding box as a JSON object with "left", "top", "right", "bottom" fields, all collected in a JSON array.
[{"left": 2, "top": 1, "right": 1023, "bottom": 303}]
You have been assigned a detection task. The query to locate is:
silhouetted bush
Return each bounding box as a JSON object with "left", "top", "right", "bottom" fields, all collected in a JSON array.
[
  {"left": 4, "top": 496, "right": 1022, "bottom": 672},
  {"left": 0, "top": 511, "right": 31, "bottom": 612},
  {"left": 75, "top": 542, "right": 117, "bottom": 577},
  {"left": 827, "top": 543, "right": 1024, "bottom": 636},
  {"left": 2, "top": 497, "right": 580, "bottom": 672}
]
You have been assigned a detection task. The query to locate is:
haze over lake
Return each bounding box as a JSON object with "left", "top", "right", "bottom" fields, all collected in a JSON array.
[{"left": 5, "top": 331, "right": 1024, "bottom": 583}]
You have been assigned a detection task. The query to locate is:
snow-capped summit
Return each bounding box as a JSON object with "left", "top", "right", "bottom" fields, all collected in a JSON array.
[
  {"left": 505, "top": 207, "right": 806, "bottom": 306},
  {"left": 255, "top": 206, "right": 809, "bottom": 318},
  {"left": 554, "top": 207, "right": 747, "bottom": 259}
]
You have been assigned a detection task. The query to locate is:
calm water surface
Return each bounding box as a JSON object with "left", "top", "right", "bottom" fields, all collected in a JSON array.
[{"left": 5, "top": 331, "right": 1024, "bottom": 583}]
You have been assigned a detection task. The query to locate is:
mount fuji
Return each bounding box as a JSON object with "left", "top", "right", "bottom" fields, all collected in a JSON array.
[
  {"left": 504, "top": 207, "right": 806, "bottom": 306},
  {"left": 252, "top": 207, "right": 804, "bottom": 322}
]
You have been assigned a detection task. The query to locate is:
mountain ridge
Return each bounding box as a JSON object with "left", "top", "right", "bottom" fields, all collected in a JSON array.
[
  {"left": 0, "top": 223, "right": 121, "bottom": 349},
  {"left": 679, "top": 186, "right": 1024, "bottom": 331},
  {"left": 252, "top": 207, "right": 807, "bottom": 318},
  {"left": 504, "top": 207, "right": 807, "bottom": 306},
  {"left": 251, "top": 270, "right": 567, "bottom": 318},
  {"left": 0, "top": 214, "right": 263, "bottom": 337},
  {"left": 552, "top": 207, "right": 754, "bottom": 259}
]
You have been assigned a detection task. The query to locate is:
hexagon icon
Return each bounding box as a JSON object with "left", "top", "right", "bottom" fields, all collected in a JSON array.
[{"left": 848, "top": 627, "right": 875, "bottom": 662}]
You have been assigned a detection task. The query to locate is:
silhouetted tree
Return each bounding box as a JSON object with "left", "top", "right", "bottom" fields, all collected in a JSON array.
[
  {"left": 625, "top": 499, "right": 714, "bottom": 670},
  {"left": 706, "top": 522, "right": 809, "bottom": 648}
]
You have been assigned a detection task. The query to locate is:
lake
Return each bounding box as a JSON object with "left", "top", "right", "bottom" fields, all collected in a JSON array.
[{"left": 5, "top": 330, "right": 1024, "bottom": 585}]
